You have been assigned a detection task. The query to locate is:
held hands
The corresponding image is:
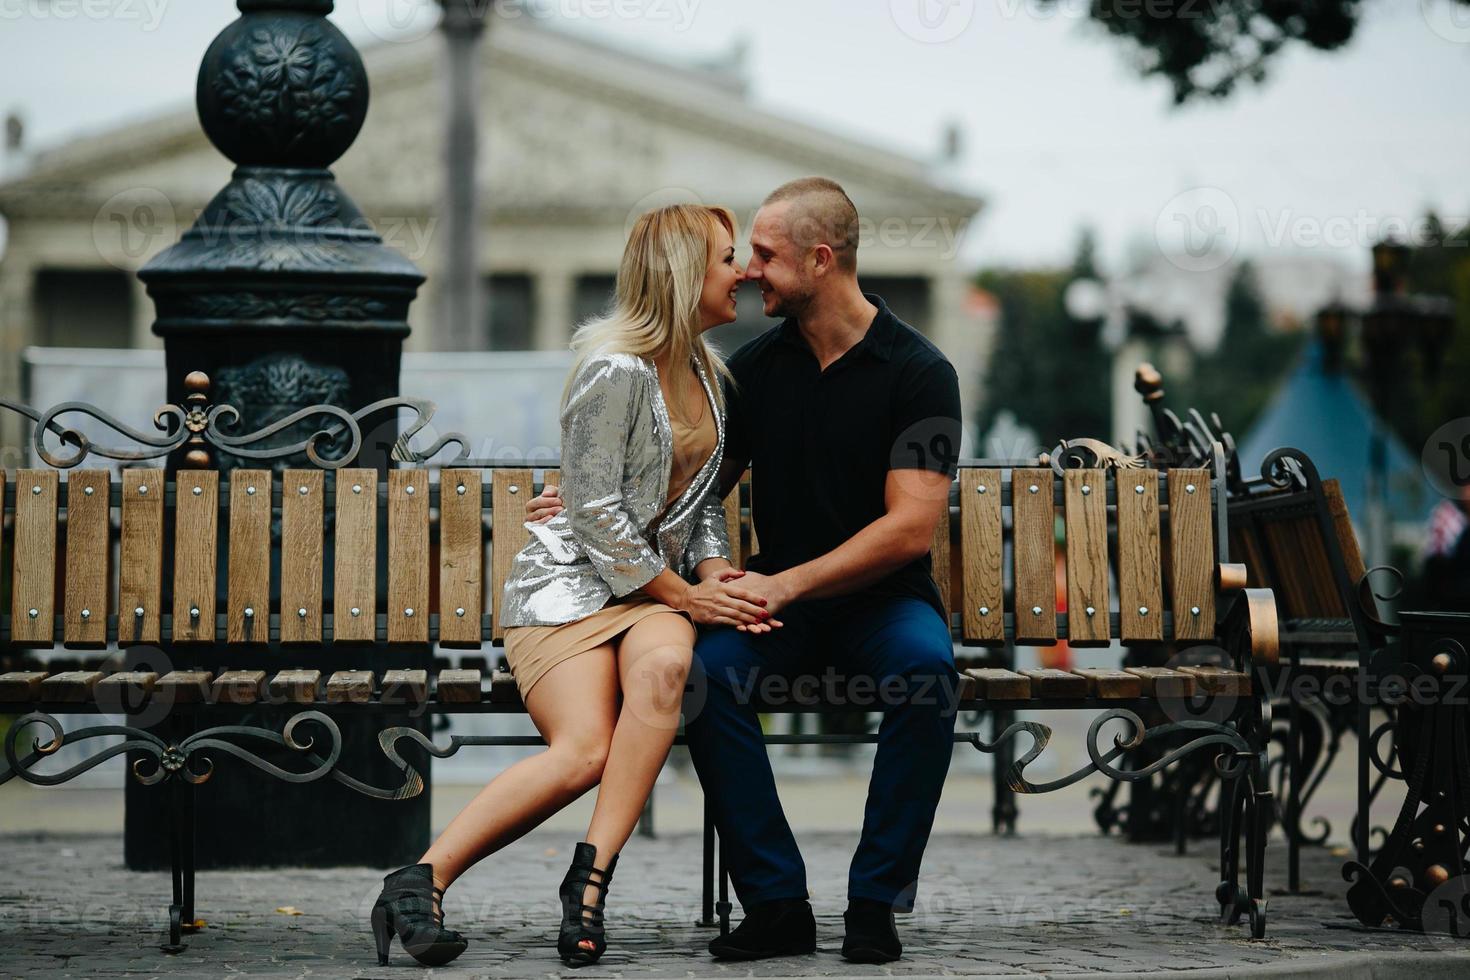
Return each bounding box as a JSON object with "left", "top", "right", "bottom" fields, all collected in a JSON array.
[
  {"left": 526, "top": 484, "right": 784, "bottom": 632},
  {"left": 683, "top": 569, "right": 782, "bottom": 631}
]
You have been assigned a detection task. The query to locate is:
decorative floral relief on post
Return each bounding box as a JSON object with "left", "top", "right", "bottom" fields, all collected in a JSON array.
[{"left": 212, "top": 25, "right": 359, "bottom": 159}]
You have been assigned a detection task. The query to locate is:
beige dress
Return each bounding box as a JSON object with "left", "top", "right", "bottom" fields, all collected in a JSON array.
[{"left": 504, "top": 366, "right": 719, "bottom": 699}]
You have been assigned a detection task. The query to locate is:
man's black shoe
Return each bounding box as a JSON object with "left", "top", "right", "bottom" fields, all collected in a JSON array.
[
  {"left": 707, "top": 898, "right": 816, "bottom": 960},
  {"left": 841, "top": 897, "right": 902, "bottom": 963}
]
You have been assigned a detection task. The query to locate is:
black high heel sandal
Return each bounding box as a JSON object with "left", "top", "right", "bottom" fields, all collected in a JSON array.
[
  {"left": 370, "top": 863, "right": 468, "bottom": 967},
  {"left": 557, "top": 842, "right": 619, "bottom": 966}
]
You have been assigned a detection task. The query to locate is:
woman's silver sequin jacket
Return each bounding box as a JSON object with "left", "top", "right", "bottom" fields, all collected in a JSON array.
[{"left": 498, "top": 350, "right": 732, "bottom": 627}]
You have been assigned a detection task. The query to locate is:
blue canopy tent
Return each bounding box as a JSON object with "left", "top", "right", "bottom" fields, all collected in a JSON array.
[{"left": 1237, "top": 338, "right": 1433, "bottom": 535}]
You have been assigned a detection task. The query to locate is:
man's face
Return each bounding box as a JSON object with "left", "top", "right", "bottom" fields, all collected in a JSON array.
[{"left": 746, "top": 202, "right": 815, "bottom": 320}]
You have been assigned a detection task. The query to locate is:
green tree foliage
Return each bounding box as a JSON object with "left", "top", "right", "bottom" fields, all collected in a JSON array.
[
  {"left": 1039, "top": 0, "right": 1470, "bottom": 105},
  {"left": 975, "top": 229, "right": 1110, "bottom": 446},
  {"left": 1179, "top": 260, "right": 1304, "bottom": 436}
]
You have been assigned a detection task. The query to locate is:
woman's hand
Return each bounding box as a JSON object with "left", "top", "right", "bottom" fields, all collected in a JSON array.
[
  {"left": 527, "top": 484, "right": 563, "bottom": 523},
  {"left": 680, "top": 574, "right": 781, "bottom": 630}
]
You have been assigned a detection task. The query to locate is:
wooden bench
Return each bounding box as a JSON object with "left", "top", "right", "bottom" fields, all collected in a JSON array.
[
  {"left": 1, "top": 372, "right": 1281, "bottom": 949},
  {"left": 1131, "top": 363, "right": 1394, "bottom": 895}
]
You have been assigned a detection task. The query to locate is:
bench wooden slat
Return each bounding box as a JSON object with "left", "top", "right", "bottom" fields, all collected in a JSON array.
[
  {"left": 439, "top": 468, "right": 484, "bottom": 647},
  {"left": 157, "top": 670, "right": 213, "bottom": 704},
  {"left": 1261, "top": 510, "right": 1342, "bottom": 619},
  {"left": 12, "top": 469, "right": 59, "bottom": 644},
  {"left": 1012, "top": 468, "right": 1056, "bottom": 645},
  {"left": 95, "top": 671, "right": 159, "bottom": 709},
  {"left": 489, "top": 668, "right": 520, "bottom": 703},
  {"left": 173, "top": 470, "right": 219, "bottom": 642},
  {"left": 1063, "top": 470, "right": 1109, "bottom": 645},
  {"left": 62, "top": 470, "right": 110, "bottom": 647},
  {"left": 1177, "top": 664, "right": 1251, "bottom": 697},
  {"left": 437, "top": 668, "right": 482, "bottom": 703},
  {"left": 0, "top": 670, "right": 48, "bottom": 701},
  {"left": 1118, "top": 470, "right": 1164, "bottom": 642},
  {"left": 723, "top": 480, "right": 743, "bottom": 570},
  {"left": 333, "top": 469, "right": 378, "bottom": 642},
  {"left": 227, "top": 470, "right": 272, "bottom": 643},
  {"left": 1123, "top": 666, "right": 1197, "bottom": 698},
  {"left": 959, "top": 469, "right": 1004, "bottom": 644},
  {"left": 930, "top": 495, "right": 951, "bottom": 615},
  {"left": 1169, "top": 468, "right": 1214, "bottom": 641},
  {"left": 1021, "top": 667, "right": 1087, "bottom": 698},
  {"left": 119, "top": 469, "right": 164, "bottom": 645},
  {"left": 39, "top": 670, "right": 104, "bottom": 703},
  {"left": 491, "top": 469, "right": 534, "bottom": 643},
  {"left": 381, "top": 669, "right": 428, "bottom": 704},
  {"left": 326, "top": 670, "right": 374, "bottom": 703},
  {"left": 280, "top": 470, "right": 325, "bottom": 643},
  {"left": 387, "top": 469, "right": 429, "bottom": 643},
  {"left": 964, "top": 667, "right": 1030, "bottom": 699},
  {"left": 1071, "top": 668, "right": 1142, "bottom": 699},
  {"left": 1323, "top": 478, "right": 1367, "bottom": 593},
  {"left": 212, "top": 670, "right": 267, "bottom": 704},
  {"left": 268, "top": 669, "right": 321, "bottom": 704}
]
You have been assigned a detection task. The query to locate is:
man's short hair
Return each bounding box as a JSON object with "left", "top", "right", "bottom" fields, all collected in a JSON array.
[{"left": 762, "top": 177, "right": 860, "bottom": 272}]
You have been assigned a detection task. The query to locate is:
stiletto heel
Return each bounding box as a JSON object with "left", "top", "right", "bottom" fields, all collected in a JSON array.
[
  {"left": 369, "top": 863, "right": 468, "bottom": 967},
  {"left": 558, "top": 842, "right": 619, "bottom": 967},
  {"left": 371, "top": 905, "right": 391, "bottom": 966}
]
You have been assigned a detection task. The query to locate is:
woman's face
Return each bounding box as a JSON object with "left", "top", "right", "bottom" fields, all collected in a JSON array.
[{"left": 697, "top": 221, "right": 745, "bottom": 331}]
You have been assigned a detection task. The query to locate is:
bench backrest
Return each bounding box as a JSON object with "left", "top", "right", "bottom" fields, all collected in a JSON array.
[
  {"left": 1227, "top": 477, "right": 1366, "bottom": 623},
  {"left": 1, "top": 459, "right": 1228, "bottom": 653}
]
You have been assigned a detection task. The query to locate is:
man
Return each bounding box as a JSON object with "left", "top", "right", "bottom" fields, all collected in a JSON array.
[{"left": 529, "top": 177, "right": 962, "bottom": 963}]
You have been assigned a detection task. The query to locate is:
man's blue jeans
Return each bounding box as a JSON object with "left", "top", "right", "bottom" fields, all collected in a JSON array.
[{"left": 682, "top": 593, "right": 959, "bottom": 912}]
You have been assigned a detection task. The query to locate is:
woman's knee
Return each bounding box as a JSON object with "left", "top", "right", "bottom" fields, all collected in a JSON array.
[{"left": 552, "top": 731, "right": 613, "bottom": 791}]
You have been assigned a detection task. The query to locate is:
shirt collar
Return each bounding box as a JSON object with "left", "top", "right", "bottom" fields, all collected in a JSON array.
[{"left": 775, "top": 292, "right": 896, "bottom": 362}]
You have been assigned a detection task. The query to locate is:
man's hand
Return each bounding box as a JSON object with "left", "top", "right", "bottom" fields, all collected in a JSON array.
[
  {"left": 729, "top": 570, "right": 796, "bottom": 622},
  {"left": 527, "top": 484, "right": 563, "bottom": 523}
]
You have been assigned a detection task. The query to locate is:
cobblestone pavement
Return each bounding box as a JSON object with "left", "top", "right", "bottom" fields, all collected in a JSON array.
[{"left": 3, "top": 829, "right": 1469, "bottom": 979}]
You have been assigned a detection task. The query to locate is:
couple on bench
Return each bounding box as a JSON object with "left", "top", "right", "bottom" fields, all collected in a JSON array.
[{"left": 370, "top": 177, "right": 964, "bottom": 968}]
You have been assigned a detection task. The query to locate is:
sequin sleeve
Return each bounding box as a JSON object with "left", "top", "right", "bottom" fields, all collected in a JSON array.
[
  {"left": 682, "top": 489, "right": 732, "bottom": 573},
  {"left": 559, "top": 353, "right": 668, "bottom": 597}
]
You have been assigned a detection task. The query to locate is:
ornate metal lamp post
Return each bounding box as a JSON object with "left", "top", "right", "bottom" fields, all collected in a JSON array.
[
  {"left": 141, "top": 0, "right": 424, "bottom": 468},
  {"left": 1357, "top": 239, "right": 1454, "bottom": 567},
  {"left": 131, "top": 0, "right": 430, "bottom": 871}
]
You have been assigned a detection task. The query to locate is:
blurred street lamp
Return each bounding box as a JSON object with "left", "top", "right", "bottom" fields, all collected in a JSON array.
[
  {"left": 1346, "top": 239, "right": 1455, "bottom": 566},
  {"left": 438, "top": 0, "right": 490, "bottom": 351}
]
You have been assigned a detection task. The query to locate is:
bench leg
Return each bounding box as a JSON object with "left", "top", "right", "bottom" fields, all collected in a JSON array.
[
  {"left": 991, "top": 707, "right": 1017, "bottom": 835},
  {"left": 1216, "top": 749, "right": 1247, "bottom": 927},
  {"left": 699, "top": 795, "right": 716, "bottom": 927},
  {"left": 637, "top": 790, "right": 656, "bottom": 839},
  {"left": 162, "top": 776, "right": 190, "bottom": 953},
  {"left": 716, "top": 834, "right": 731, "bottom": 937},
  {"left": 1244, "top": 748, "right": 1271, "bottom": 938}
]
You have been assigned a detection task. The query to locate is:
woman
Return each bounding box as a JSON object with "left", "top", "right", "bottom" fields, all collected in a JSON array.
[{"left": 370, "top": 204, "right": 779, "bottom": 969}]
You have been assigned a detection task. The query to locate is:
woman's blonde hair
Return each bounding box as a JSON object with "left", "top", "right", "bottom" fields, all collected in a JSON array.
[{"left": 563, "top": 204, "right": 737, "bottom": 418}]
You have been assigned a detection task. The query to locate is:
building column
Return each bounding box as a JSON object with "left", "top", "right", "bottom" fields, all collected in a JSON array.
[
  {"left": 534, "top": 268, "right": 574, "bottom": 351},
  {"left": 129, "top": 274, "right": 157, "bottom": 350},
  {"left": 0, "top": 257, "right": 34, "bottom": 464},
  {"left": 929, "top": 269, "right": 986, "bottom": 455}
]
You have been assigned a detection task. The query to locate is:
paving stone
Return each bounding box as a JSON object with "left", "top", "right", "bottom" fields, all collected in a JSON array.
[{"left": 1, "top": 830, "right": 1469, "bottom": 977}]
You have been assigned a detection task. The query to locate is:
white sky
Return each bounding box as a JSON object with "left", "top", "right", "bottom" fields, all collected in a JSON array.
[{"left": 1, "top": 0, "right": 1467, "bottom": 276}]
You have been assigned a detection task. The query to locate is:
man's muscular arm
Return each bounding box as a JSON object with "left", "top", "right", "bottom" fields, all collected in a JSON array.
[{"left": 734, "top": 468, "right": 950, "bottom": 613}]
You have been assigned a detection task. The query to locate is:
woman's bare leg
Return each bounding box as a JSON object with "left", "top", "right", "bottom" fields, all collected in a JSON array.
[
  {"left": 576, "top": 613, "right": 695, "bottom": 927},
  {"left": 419, "top": 646, "right": 619, "bottom": 896}
]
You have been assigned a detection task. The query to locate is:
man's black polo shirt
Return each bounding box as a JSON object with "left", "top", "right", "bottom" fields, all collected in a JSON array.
[{"left": 722, "top": 293, "right": 963, "bottom": 622}]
